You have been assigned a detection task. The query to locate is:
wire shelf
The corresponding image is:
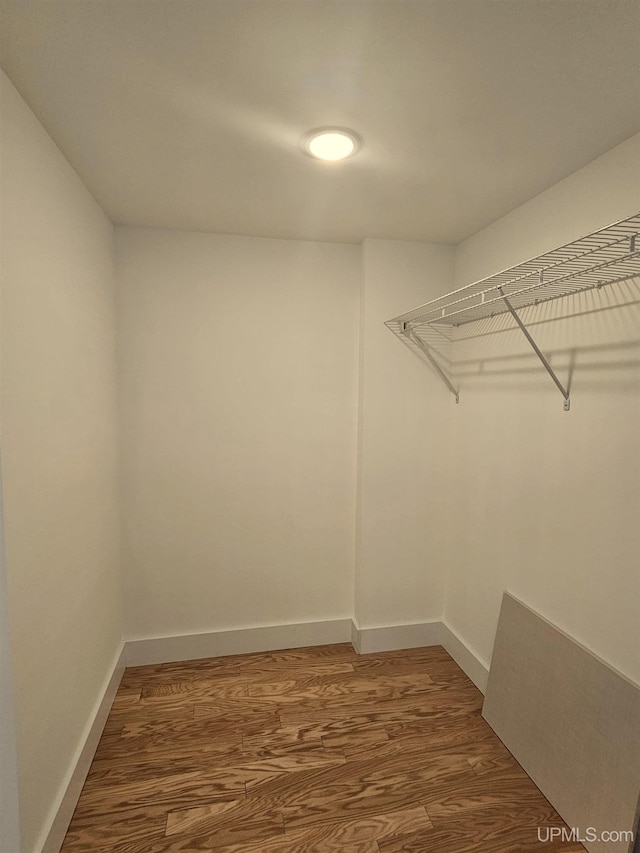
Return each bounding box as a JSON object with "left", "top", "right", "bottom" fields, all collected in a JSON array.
[
  {"left": 385, "top": 213, "right": 640, "bottom": 409},
  {"left": 386, "top": 213, "right": 640, "bottom": 339}
]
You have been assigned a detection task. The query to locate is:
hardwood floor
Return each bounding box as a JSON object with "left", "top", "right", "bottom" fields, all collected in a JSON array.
[{"left": 61, "top": 644, "right": 585, "bottom": 852}]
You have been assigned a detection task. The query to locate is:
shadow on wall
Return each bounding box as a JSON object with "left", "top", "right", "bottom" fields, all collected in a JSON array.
[
  {"left": 410, "top": 277, "right": 640, "bottom": 399},
  {"left": 453, "top": 339, "right": 639, "bottom": 394}
]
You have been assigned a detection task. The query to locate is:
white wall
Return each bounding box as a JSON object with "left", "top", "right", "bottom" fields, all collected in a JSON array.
[
  {"left": 115, "top": 227, "right": 359, "bottom": 639},
  {"left": 0, "top": 71, "right": 122, "bottom": 853},
  {"left": 444, "top": 134, "right": 640, "bottom": 684},
  {"left": 356, "top": 239, "right": 454, "bottom": 628},
  {"left": 0, "top": 464, "right": 20, "bottom": 853},
  {"left": 455, "top": 134, "right": 640, "bottom": 284},
  {"left": 1, "top": 57, "right": 637, "bottom": 852}
]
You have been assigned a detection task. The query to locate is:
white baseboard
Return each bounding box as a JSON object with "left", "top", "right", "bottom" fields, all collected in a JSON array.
[
  {"left": 39, "top": 643, "right": 126, "bottom": 853},
  {"left": 439, "top": 620, "right": 490, "bottom": 694},
  {"left": 352, "top": 620, "right": 442, "bottom": 654},
  {"left": 39, "top": 617, "right": 489, "bottom": 853},
  {"left": 350, "top": 619, "right": 361, "bottom": 653},
  {"left": 124, "top": 619, "right": 353, "bottom": 667},
  {"left": 124, "top": 619, "right": 488, "bottom": 691}
]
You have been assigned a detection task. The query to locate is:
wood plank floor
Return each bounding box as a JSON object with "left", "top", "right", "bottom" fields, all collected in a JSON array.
[{"left": 61, "top": 644, "right": 586, "bottom": 852}]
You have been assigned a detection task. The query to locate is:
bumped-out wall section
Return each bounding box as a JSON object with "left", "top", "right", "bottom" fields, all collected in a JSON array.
[
  {"left": 115, "top": 229, "right": 455, "bottom": 660},
  {"left": 355, "top": 239, "right": 454, "bottom": 633}
]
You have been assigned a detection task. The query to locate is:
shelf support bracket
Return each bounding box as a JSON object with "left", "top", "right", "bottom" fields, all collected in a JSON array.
[
  {"left": 402, "top": 325, "right": 459, "bottom": 403},
  {"left": 498, "top": 288, "right": 570, "bottom": 411}
]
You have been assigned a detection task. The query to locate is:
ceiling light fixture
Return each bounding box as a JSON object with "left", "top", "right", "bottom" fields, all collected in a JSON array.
[{"left": 302, "top": 127, "right": 362, "bottom": 161}]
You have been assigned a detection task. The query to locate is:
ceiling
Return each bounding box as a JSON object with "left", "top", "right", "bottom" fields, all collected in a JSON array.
[{"left": 1, "top": 0, "right": 638, "bottom": 245}]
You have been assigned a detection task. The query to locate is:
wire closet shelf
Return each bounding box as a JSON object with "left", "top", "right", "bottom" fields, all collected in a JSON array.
[{"left": 385, "top": 212, "right": 640, "bottom": 410}]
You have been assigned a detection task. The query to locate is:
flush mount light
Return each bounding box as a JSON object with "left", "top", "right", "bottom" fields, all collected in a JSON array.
[{"left": 302, "top": 127, "right": 362, "bottom": 161}]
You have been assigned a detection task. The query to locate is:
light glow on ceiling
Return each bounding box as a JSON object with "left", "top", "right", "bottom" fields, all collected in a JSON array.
[{"left": 302, "top": 128, "right": 362, "bottom": 161}]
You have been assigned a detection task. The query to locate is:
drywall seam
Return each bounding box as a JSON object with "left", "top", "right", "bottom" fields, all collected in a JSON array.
[{"left": 39, "top": 643, "right": 126, "bottom": 853}]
